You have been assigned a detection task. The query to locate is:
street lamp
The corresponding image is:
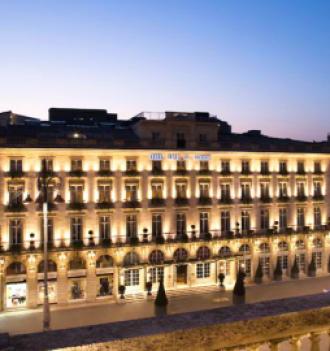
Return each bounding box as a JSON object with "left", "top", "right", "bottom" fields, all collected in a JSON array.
[{"left": 37, "top": 160, "right": 63, "bottom": 331}]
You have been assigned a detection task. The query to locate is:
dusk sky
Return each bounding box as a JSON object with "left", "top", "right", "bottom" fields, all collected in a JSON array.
[{"left": 0, "top": 0, "right": 329, "bottom": 141}]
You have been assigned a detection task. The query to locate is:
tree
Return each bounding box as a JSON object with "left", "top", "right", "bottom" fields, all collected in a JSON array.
[
  {"left": 273, "top": 257, "right": 283, "bottom": 281},
  {"left": 155, "top": 277, "right": 168, "bottom": 307},
  {"left": 308, "top": 255, "right": 317, "bottom": 277},
  {"left": 233, "top": 269, "right": 246, "bottom": 304},
  {"left": 290, "top": 256, "right": 299, "bottom": 279},
  {"left": 254, "top": 259, "right": 263, "bottom": 284}
]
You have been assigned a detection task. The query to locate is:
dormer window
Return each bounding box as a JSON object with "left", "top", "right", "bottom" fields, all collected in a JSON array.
[
  {"left": 199, "top": 134, "right": 207, "bottom": 143},
  {"left": 152, "top": 132, "right": 160, "bottom": 142},
  {"left": 177, "top": 133, "right": 186, "bottom": 148},
  {"left": 241, "top": 161, "right": 250, "bottom": 174},
  {"left": 297, "top": 161, "right": 305, "bottom": 174}
]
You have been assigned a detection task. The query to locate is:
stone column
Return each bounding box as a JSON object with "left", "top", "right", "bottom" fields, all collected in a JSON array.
[
  {"left": 289, "top": 336, "right": 301, "bottom": 351},
  {"left": 26, "top": 255, "right": 38, "bottom": 308},
  {"left": 86, "top": 252, "right": 97, "bottom": 302},
  {"left": 57, "top": 253, "right": 68, "bottom": 304},
  {"left": 309, "top": 332, "right": 321, "bottom": 351}
]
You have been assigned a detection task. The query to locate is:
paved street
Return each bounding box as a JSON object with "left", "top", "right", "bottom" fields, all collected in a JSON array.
[{"left": 1, "top": 276, "right": 330, "bottom": 335}]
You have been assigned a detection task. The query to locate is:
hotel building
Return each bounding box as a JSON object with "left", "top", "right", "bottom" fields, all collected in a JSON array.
[{"left": 0, "top": 108, "right": 329, "bottom": 310}]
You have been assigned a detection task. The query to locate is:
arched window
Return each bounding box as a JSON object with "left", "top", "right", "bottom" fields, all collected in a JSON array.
[
  {"left": 6, "top": 262, "right": 26, "bottom": 275},
  {"left": 123, "top": 252, "right": 140, "bottom": 266},
  {"left": 239, "top": 244, "right": 250, "bottom": 255},
  {"left": 38, "top": 260, "right": 57, "bottom": 273},
  {"left": 96, "top": 255, "right": 114, "bottom": 268},
  {"left": 278, "top": 241, "right": 288, "bottom": 251},
  {"left": 219, "top": 246, "right": 232, "bottom": 258},
  {"left": 296, "top": 239, "right": 305, "bottom": 249},
  {"left": 173, "top": 248, "right": 188, "bottom": 262},
  {"left": 149, "top": 250, "right": 165, "bottom": 265},
  {"left": 313, "top": 238, "right": 323, "bottom": 248},
  {"left": 69, "top": 257, "right": 86, "bottom": 270},
  {"left": 260, "top": 242, "right": 270, "bottom": 253},
  {"left": 196, "top": 246, "right": 211, "bottom": 260}
]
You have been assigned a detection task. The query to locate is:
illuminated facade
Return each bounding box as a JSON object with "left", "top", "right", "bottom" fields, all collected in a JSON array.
[{"left": 0, "top": 108, "right": 329, "bottom": 310}]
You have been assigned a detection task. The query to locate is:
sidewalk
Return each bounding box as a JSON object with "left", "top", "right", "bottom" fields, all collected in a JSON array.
[{"left": 1, "top": 275, "right": 330, "bottom": 335}]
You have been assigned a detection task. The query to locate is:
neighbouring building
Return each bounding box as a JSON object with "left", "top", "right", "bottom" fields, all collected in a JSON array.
[{"left": 0, "top": 108, "right": 329, "bottom": 310}]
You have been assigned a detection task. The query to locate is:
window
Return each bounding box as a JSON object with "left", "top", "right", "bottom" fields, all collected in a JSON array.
[
  {"left": 125, "top": 183, "right": 138, "bottom": 202},
  {"left": 99, "top": 216, "right": 111, "bottom": 240},
  {"left": 260, "top": 256, "right": 270, "bottom": 276},
  {"left": 70, "top": 217, "right": 83, "bottom": 242},
  {"left": 151, "top": 183, "right": 163, "bottom": 199},
  {"left": 296, "top": 253, "right": 305, "bottom": 272},
  {"left": 260, "top": 209, "right": 269, "bottom": 230},
  {"left": 220, "top": 211, "right": 231, "bottom": 233},
  {"left": 279, "top": 161, "right": 287, "bottom": 174},
  {"left": 260, "top": 182, "right": 270, "bottom": 199},
  {"left": 200, "top": 161, "right": 209, "bottom": 171},
  {"left": 199, "top": 182, "right": 209, "bottom": 198},
  {"left": 241, "top": 160, "right": 250, "bottom": 174},
  {"left": 313, "top": 181, "right": 322, "bottom": 197},
  {"left": 177, "top": 160, "right": 186, "bottom": 171},
  {"left": 152, "top": 132, "right": 160, "bottom": 142},
  {"left": 199, "top": 212, "right": 209, "bottom": 236},
  {"left": 176, "top": 213, "right": 186, "bottom": 236},
  {"left": 126, "top": 159, "right": 137, "bottom": 172},
  {"left": 296, "top": 182, "right": 305, "bottom": 197},
  {"left": 241, "top": 183, "right": 251, "bottom": 200},
  {"left": 152, "top": 214, "right": 162, "bottom": 237},
  {"left": 241, "top": 211, "right": 250, "bottom": 232},
  {"left": 314, "top": 161, "right": 322, "bottom": 173},
  {"left": 97, "top": 276, "right": 112, "bottom": 296},
  {"left": 10, "top": 159, "right": 23, "bottom": 173},
  {"left": 260, "top": 242, "right": 270, "bottom": 253},
  {"left": 196, "top": 246, "right": 211, "bottom": 260},
  {"left": 150, "top": 267, "right": 164, "bottom": 283},
  {"left": 297, "top": 208, "right": 305, "bottom": 228},
  {"left": 239, "top": 244, "right": 250, "bottom": 255},
  {"left": 295, "top": 239, "right": 305, "bottom": 249},
  {"left": 312, "top": 252, "right": 322, "bottom": 269},
  {"left": 199, "top": 134, "right": 207, "bottom": 143},
  {"left": 126, "top": 215, "right": 137, "bottom": 238},
  {"left": 314, "top": 207, "right": 322, "bottom": 228},
  {"left": 69, "top": 184, "right": 84, "bottom": 203},
  {"left": 9, "top": 219, "right": 23, "bottom": 245},
  {"left": 278, "top": 182, "right": 288, "bottom": 198},
  {"left": 173, "top": 248, "right": 188, "bottom": 262},
  {"left": 278, "top": 241, "right": 288, "bottom": 251},
  {"left": 40, "top": 218, "right": 54, "bottom": 244},
  {"left": 123, "top": 252, "right": 139, "bottom": 266},
  {"left": 196, "top": 263, "right": 210, "bottom": 279},
  {"left": 238, "top": 258, "right": 251, "bottom": 276},
  {"left": 176, "top": 133, "right": 186, "bottom": 148},
  {"left": 278, "top": 255, "right": 288, "bottom": 270},
  {"left": 313, "top": 238, "right": 323, "bottom": 248},
  {"left": 149, "top": 250, "right": 164, "bottom": 265},
  {"left": 8, "top": 184, "right": 24, "bottom": 205},
  {"left": 279, "top": 208, "right": 288, "bottom": 230},
  {"left": 71, "top": 159, "right": 82, "bottom": 172},
  {"left": 152, "top": 160, "right": 162, "bottom": 172},
  {"left": 124, "top": 269, "right": 139, "bottom": 286},
  {"left": 98, "top": 183, "right": 112, "bottom": 203},
  {"left": 219, "top": 246, "right": 231, "bottom": 258},
  {"left": 96, "top": 255, "right": 113, "bottom": 268},
  {"left": 176, "top": 182, "right": 187, "bottom": 198},
  {"left": 41, "top": 159, "right": 53, "bottom": 172},
  {"left": 220, "top": 183, "right": 231, "bottom": 200},
  {"left": 99, "top": 159, "right": 110, "bottom": 171},
  {"left": 221, "top": 160, "right": 230, "bottom": 174},
  {"left": 260, "top": 161, "right": 269, "bottom": 174},
  {"left": 297, "top": 161, "right": 305, "bottom": 173}
]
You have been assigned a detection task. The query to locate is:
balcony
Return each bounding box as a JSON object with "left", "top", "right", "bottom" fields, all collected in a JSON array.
[
  {"left": 36, "top": 202, "right": 58, "bottom": 212},
  {"left": 241, "top": 169, "right": 251, "bottom": 176},
  {"left": 260, "top": 169, "right": 271, "bottom": 176},
  {"left": 259, "top": 196, "right": 272, "bottom": 203},
  {"left": 198, "top": 169, "right": 211, "bottom": 176},
  {"left": 312, "top": 194, "right": 325, "bottom": 202},
  {"left": 240, "top": 196, "right": 253, "bottom": 204},
  {"left": 175, "top": 169, "right": 188, "bottom": 176},
  {"left": 278, "top": 169, "right": 289, "bottom": 176},
  {"left": 38, "top": 170, "right": 58, "bottom": 178},
  {"left": 68, "top": 170, "right": 87, "bottom": 177},
  {"left": 149, "top": 198, "right": 166, "bottom": 208},
  {"left": 123, "top": 200, "right": 142, "bottom": 208},
  {"left": 67, "top": 202, "right": 87, "bottom": 211},
  {"left": 175, "top": 197, "right": 189, "bottom": 206},
  {"left": 220, "top": 169, "right": 232, "bottom": 176},
  {"left": 9, "top": 243, "right": 23, "bottom": 253},
  {"left": 296, "top": 169, "right": 306, "bottom": 175},
  {"left": 218, "top": 197, "right": 233, "bottom": 205},
  {"left": 5, "top": 202, "right": 27, "bottom": 212},
  {"left": 151, "top": 168, "right": 165, "bottom": 176},
  {"left": 124, "top": 170, "right": 140, "bottom": 177},
  {"left": 96, "top": 170, "right": 113, "bottom": 177},
  {"left": 295, "top": 194, "right": 307, "bottom": 202},
  {"left": 198, "top": 196, "right": 212, "bottom": 206},
  {"left": 5, "top": 170, "right": 26, "bottom": 178},
  {"left": 95, "top": 201, "right": 114, "bottom": 209},
  {"left": 277, "top": 195, "right": 290, "bottom": 203}
]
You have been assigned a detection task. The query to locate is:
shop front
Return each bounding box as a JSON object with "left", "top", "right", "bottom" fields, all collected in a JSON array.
[{"left": 6, "top": 281, "right": 27, "bottom": 309}]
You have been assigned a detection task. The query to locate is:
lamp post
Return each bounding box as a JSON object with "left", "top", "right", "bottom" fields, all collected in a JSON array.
[{"left": 37, "top": 160, "right": 63, "bottom": 331}]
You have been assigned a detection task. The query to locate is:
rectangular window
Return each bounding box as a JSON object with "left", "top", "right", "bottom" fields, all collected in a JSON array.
[
  {"left": 152, "top": 160, "right": 162, "bottom": 172},
  {"left": 126, "top": 215, "right": 137, "bottom": 238},
  {"left": 297, "top": 161, "right": 305, "bottom": 173},
  {"left": 176, "top": 213, "right": 186, "bottom": 236},
  {"left": 152, "top": 214, "right": 162, "bottom": 237},
  {"left": 150, "top": 267, "right": 164, "bottom": 283},
  {"left": 279, "top": 208, "right": 288, "bottom": 230},
  {"left": 71, "top": 159, "right": 82, "bottom": 172},
  {"left": 8, "top": 184, "right": 24, "bottom": 205},
  {"left": 176, "top": 182, "right": 187, "bottom": 199},
  {"left": 70, "top": 217, "right": 83, "bottom": 242},
  {"left": 260, "top": 256, "right": 270, "bottom": 276},
  {"left": 10, "top": 159, "right": 23, "bottom": 173},
  {"left": 98, "top": 183, "right": 112, "bottom": 203},
  {"left": 241, "top": 160, "right": 250, "bottom": 173},
  {"left": 241, "top": 183, "right": 251, "bottom": 199},
  {"left": 278, "top": 182, "right": 288, "bottom": 197},
  {"left": 177, "top": 160, "right": 186, "bottom": 171},
  {"left": 238, "top": 258, "right": 251, "bottom": 276},
  {"left": 99, "top": 216, "right": 111, "bottom": 240},
  {"left": 220, "top": 211, "right": 231, "bottom": 233},
  {"left": 199, "top": 212, "right": 209, "bottom": 236},
  {"left": 69, "top": 184, "right": 84, "bottom": 203},
  {"left": 221, "top": 160, "right": 230, "bottom": 174},
  {"left": 124, "top": 269, "right": 139, "bottom": 286},
  {"left": 220, "top": 183, "right": 231, "bottom": 200},
  {"left": 296, "top": 253, "right": 305, "bottom": 272},
  {"left": 278, "top": 255, "right": 288, "bottom": 270},
  {"left": 313, "top": 181, "right": 322, "bottom": 197},
  {"left": 297, "top": 208, "right": 305, "bottom": 228},
  {"left": 9, "top": 219, "right": 23, "bottom": 244},
  {"left": 176, "top": 133, "right": 186, "bottom": 148},
  {"left": 125, "top": 184, "right": 138, "bottom": 202},
  {"left": 41, "top": 159, "right": 53, "bottom": 172},
  {"left": 260, "top": 209, "right": 269, "bottom": 230},
  {"left": 200, "top": 161, "right": 209, "bottom": 171},
  {"left": 314, "top": 161, "right": 321, "bottom": 173},
  {"left": 196, "top": 263, "right": 210, "bottom": 279},
  {"left": 312, "top": 252, "right": 322, "bottom": 269},
  {"left": 99, "top": 159, "right": 110, "bottom": 171},
  {"left": 126, "top": 159, "right": 137, "bottom": 172},
  {"left": 241, "top": 211, "right": 250, "bottom": 232},
  {"left": 296, "top": 182, "right": 305, "bottom": 197},
  {"left": 279, "top": 161, "right": 287, "bottom": 174},
  {"left": 260, "top": 182, "right": 270, "bottom": 199},
  {"left": 151, "top": 183, "right": 163, "bottom": 199},
  {"left": 260, "top": 161, "right": 269, "bottom": 174},
  {"left": 199, "top": 182, "right": 209, "bottom": 198},
  {"left": 314, "top": 207, "right": 322, "bottom": 228}
]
